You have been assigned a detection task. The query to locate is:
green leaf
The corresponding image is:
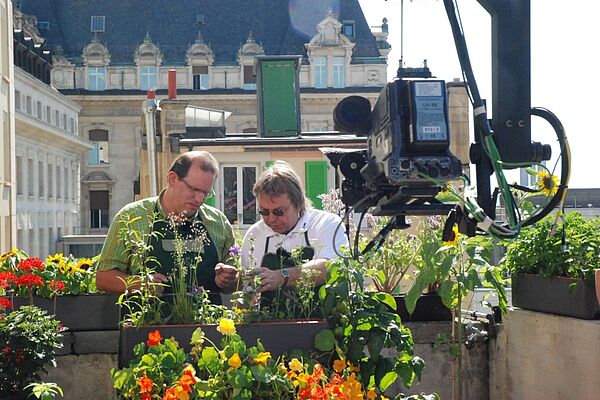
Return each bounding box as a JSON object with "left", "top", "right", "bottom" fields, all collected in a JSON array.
[
  {"left": 367, "top": 330, "right": 384, "bottom": 362},
  {"left": 373, "top": 292, "right": 397, "bottom": 310},
  {"left": 314, "top": 329, "right": 336, "bottom": 352},
  {"left": 111, "top": 369, "right": 131, "bottom": 389}
]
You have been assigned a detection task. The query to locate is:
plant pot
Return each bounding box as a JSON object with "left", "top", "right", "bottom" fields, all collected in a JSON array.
[
  {"left": 119, "top": 320, "right": 329, "bottom": 368},
  {"left": 394, "top": 294, "right": 452, "bottom": 321},
  {"left": 512, "top": 273, "right": 600, "bottom": 319},
  {"left": 7, "top": 293, "right": 121, "bottom": 331}
]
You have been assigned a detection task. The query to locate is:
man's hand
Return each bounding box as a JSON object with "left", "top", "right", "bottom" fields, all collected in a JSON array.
[
  {"left": 256, "top": 267, "right": 286, "bottom": 292},
  {"left": 215, "top": 263, "right": 239, "bottom": 293}
]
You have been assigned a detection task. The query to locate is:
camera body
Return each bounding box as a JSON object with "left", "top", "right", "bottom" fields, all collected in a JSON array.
[{"left": 332, "top": 79, "right": 463, "bottom": 216}]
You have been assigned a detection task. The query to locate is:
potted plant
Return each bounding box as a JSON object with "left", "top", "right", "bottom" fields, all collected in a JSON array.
[
  {"left": 0, "top": 248, "right": 120, "bottom": 331},
  {"left": 114, "top": 322, "right": 438, "bottom": 400},
  {"left": 0, "top": 304, "right": 64, "bottom": 399},
  {"left": 503, "top": 212, "right": 600, "bottom": 319}
]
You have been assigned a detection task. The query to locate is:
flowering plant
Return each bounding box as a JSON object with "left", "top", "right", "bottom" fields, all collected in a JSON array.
[
  {"left": 0, "top": 248, "right": 97, "bottom": 299},
  {"left": 0, "top": 305, "right": 64, "bottom": 398},
  {"left": 112, "top": 319, "right": 433, "bottom": 399}
]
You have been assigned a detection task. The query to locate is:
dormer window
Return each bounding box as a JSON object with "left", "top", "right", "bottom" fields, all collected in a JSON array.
[
  {"left": 140, "top": 66, "right": 158, "bottom": 90},
  {"left": 342, "top": 21, "right": 355, "bottom": 38},
  {"left": 87, "top": 66, "right": 106, "bottom": 91},
  {"left": 332, "top": 57, "right": 345, "bottom": 88},
  {"left": 314, "top": 57, "right": 327, "bottom": 88},
  {"left": 90, "top": 16, "right": 105, "bottom": 33},
  {"left": 193, "top": 66, "right": 208, "bottom": 90}
]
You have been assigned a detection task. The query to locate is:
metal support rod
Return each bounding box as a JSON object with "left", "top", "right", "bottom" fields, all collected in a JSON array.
[{"left": 143, "top": 92, "right": 159, "bottom": 197}]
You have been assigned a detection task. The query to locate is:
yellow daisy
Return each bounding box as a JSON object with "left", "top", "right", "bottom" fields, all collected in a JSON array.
[
  {"left": 443, "top": 225, "right": 460, "bottom": 247},
  {"left": 536, "top": 170, "right": 559, "bottom": 196},
  {"left": 46, "top": 253, "right": 64, "bottom": 264},
  {"left": 75, "top": 258, "right": 94, "bottom": 270},
  {"left": 0, "top": 247, "right": 18, "bottom": 263}
]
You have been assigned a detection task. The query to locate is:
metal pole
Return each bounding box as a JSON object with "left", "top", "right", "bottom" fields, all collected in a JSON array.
[{"left": 143, "top": 90, "right": 159, "bottom": 196}]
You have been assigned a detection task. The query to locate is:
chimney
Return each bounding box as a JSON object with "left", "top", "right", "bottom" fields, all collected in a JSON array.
[{"left": 168, "top": 69, "right": 177, "bottom": 100}]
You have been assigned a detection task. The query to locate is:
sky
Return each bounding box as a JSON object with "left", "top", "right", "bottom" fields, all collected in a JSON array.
[{"left": 358, "top": 0, "right": 598, "bottom": 189}]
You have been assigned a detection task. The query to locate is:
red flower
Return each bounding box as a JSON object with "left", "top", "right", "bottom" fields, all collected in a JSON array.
[
  {"left": 147, "top": 330, "right": 162, "bottom": 347},
  {"left": 141, "top": 394, "right": 151, "bottom": 400},
  {"left": 50, "top": 280, "right": 65, "bottom": 292},
  {"left": 136, "top": 371, "right": 153, "bottom": 393},
  {"left": 18, "top": 257, "right": 45, "bottom": 272},
  {"left": 0, "top": 272, "right": 16, "bottom": 288},
  {"left": 163, "top": 388, "right": 177, "bottom": 400},
  {"left": 0, "top": 298, "right": 12, "bottom": 310},
  {"left": 14, "top": 274, "right": 44, "bottom": 287}
]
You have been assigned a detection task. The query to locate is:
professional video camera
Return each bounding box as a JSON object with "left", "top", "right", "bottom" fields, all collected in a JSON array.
[{"left": 330, "top": 79, "right": 463, "bottom": 217}]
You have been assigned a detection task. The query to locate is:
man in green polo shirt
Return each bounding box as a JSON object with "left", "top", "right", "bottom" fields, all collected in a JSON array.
[{"left": 96, "top": 151, "right": 239, "bottom": 300}]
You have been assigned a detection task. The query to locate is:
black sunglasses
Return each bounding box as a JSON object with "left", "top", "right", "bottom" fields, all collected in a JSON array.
[{"left": 257, "top": 203, "right": 292, "bottom": 217}]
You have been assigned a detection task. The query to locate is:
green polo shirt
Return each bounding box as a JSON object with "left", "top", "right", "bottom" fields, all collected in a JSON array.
[{"left": 97, "top": 191, "right": 234, "bottom": 274}]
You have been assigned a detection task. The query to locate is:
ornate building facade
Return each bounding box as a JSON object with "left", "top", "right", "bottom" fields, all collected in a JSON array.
[
  {"left": 12, "top": 9, "right": 91, "bottom": 256},
  {"left": 20, "top": 0, "right": 393, "bottom": 234}
]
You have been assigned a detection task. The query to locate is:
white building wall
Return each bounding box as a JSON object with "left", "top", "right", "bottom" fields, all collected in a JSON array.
[
  {"left": 0, "top": 0, "right": 15, "bottom": 252},
  {"left": 14, "top": 68, "right": 91, "bottom": 257}
]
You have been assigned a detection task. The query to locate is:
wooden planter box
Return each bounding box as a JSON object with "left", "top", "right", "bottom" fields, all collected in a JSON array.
[
  {"left": 395, "top": 294, "right": 452, "bottom": 321},
  {"left": 512, "top": 273, "right": 600, "bottom": 319},
  {"left": 119, "top": 320, "right": 329, "bottom": 368},
  {"left": 7, "top": 293, "right": 121, "bottom": 331}
]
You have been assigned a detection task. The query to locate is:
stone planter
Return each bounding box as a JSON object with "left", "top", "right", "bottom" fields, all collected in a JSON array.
[
  {"left": 119, "top": 320, "right": 329, "bottom": 368},
  {"left": 512, "top": 273, "right": 600, "bottom": 319},
  {"left": 395, "top": 294, "right": 452, "bottom": 321},
  {"left": 7, "top": 293, "right": 121, "bottom": 331}
]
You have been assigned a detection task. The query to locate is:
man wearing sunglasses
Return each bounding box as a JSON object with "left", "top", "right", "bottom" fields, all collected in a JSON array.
[
  {"left": 96, "top": 151, "right": 237, "bottom": 301},
  {"left": 240, "top": 161, "right": 348, "bottom": 297}
]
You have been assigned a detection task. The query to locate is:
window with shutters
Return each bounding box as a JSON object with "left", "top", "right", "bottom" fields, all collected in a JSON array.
[
  {"left": 243, "top": 66, "right": 256, "bottom": 90},
  {"left": 37, "top": 160, "right": 43, "bottom": 198},
  {"left": 192, "top": 66, "right": 209, "bottom": 90},
  {"left": 16, "top": 156, "right": 23, "bottom": 196},
  {"left": 47, "top": 162, "right": 53, "bottom": 198},
  {"left": 305, "top": 161, "right": 328, "bottom": 209},
  {"left": 90, "top": 190, "right": 109, "bottom": 229},
  {"left": 220, "top": 165, "right": 258, "bottom": 225},
  {"left": 88, "top": 129, "right": 109, "bottom": 165}
]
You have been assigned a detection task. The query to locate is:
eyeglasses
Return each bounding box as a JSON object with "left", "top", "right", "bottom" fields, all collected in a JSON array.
[
  {"left": 257, "top": 203, "right": 292, "bottom": 217},
  {"left": 180, "top": 178, "right": 215, "bottom": 199}
]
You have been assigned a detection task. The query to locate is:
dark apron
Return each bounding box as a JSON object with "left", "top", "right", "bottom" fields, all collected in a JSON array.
[
  {"left": 260, "top": 231, "right": 318, "bottom": 315},
  {"left": 147, "top": 212, "right": 220, "bottom": 299}
]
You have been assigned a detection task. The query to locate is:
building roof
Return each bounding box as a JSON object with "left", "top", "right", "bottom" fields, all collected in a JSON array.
[{"left": 20, "top": 0, "right": 383, "bottom": 66}]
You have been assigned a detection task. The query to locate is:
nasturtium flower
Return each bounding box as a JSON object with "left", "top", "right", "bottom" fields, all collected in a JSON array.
[
  {"left": 216, "top": 318, "right": 236, "bottom": 336},
  {"left": 147, "top": 330, "right": 162, "bottom": 347},
  {"left": 367, "top": 388, "right": 378, "bottom": 400},
  {"left": 536, "top": 170, "right": 559, "bottom": 196},
  {"left": 443, "top": 225, "right": 460, "bottom": 247},
  {"left": 141, "top": 393, "right": 151, "bottom": 400},
  {"left": 342, "top": 373, "right": 363, "bottom": 399},
  {"left": 163, "top": 388, "right": 177, "bottom": 400},
  {"left": 333, "top": 358, "right": 346, "bottom": 373},
  {"left": 289, "top": 358, "right": 304, "bottom": 373},
  {"left": 348, "top": 362, "right": 360, "bottom": 373},
  {"left": 179, "top": 365, "right": 199, "bottom": 392},
  {"left": 228, "top": 353, "right": 242, "bottom": 370},
  {"left": 173, "top": 385, "right": 189, "bottom": 400},
  {"left": 136, "top": 371, "right": 153, "bottom": 393},
  {"left": 253, "top": 351, "right": 271, "bottom": 365}
]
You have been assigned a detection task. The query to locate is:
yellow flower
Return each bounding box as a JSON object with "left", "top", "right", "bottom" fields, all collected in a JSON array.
[
  {"left": 253, "top": 351, "right": 271, "bottom": 365},
  {"left": 536, "top": 170, "right": 559, "bottom": 196},
  {"left": 342, "top": 373, "right": 364, "bottom": 399},
  {"left": 288, "top": 358, "right": 304, "bottom": 373},
  {"left": 278, "top": 362, "right": 288, "bottom": 374},
  {"left": 45, "top": 253, "right": 64, "bottom": 264},
  {"left": 216, "top": 318, "right": 236, "bottom": 336},
  {"left": 367, "top": 388, "right": 377, "bottom": 400},
  {"left": 333, "top": 358, "right": 346, "bottom": 373},
  {"left": 75, "top": 258, "right": 94, "bottom": 270},
  {"left": 173, "top": 385, "right": 189, "bottom": 400},
  {"left": 443, "top": 225, "right": 460, "bottom": 247},
  {"left": 348, "top": 362, "right": 360, "bottom": 373},
  {"left": 295, "top": 372, "right": 310, "bottom": 387},
  {"left": 0, "top": 247, "right": 18, "bottom": 263},
  {"left": 228, "top": 353, "right": 242, "bottom": 370},
  {"left": 58, "top": 260, "right": 69, "bottom": 274}
]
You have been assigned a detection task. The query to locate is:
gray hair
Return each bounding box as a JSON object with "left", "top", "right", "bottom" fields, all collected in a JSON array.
[{"left": 253, "top": 161, "right": 310, "bottom": 212}]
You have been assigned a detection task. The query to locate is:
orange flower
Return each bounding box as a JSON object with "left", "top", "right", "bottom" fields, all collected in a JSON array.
[
  {"left": 163, "top": 388, "right": 177, "bottom": 400},
  {"left": 228, "top": 353, "right": 242, "bottom": 370},
  {"left": 147, "top": 330, "right": 162, "bottom": 347},
  {"left": 179, "top": 365, "right": 199, "bottom": 392},
  {"left": 173, "top": 385, "right": 190, "bottom": 400},
  {"left": 141, "top": 394, "right": 151, "bottom": 400},
  {"left": 136, "top": 371, "right": 153, "bottom": 393},
  {"left": 333, "top": 358, "right": 346, "bottom": 373}
]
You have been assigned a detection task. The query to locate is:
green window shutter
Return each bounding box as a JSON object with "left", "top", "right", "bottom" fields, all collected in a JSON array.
[{"left": 305, "top": 161, "right": 328, "bottom": 210}]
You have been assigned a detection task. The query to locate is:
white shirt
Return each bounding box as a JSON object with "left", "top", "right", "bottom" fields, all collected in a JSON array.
[{"left": 241, "top": 208, "right": 348, "bottom": 270}]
